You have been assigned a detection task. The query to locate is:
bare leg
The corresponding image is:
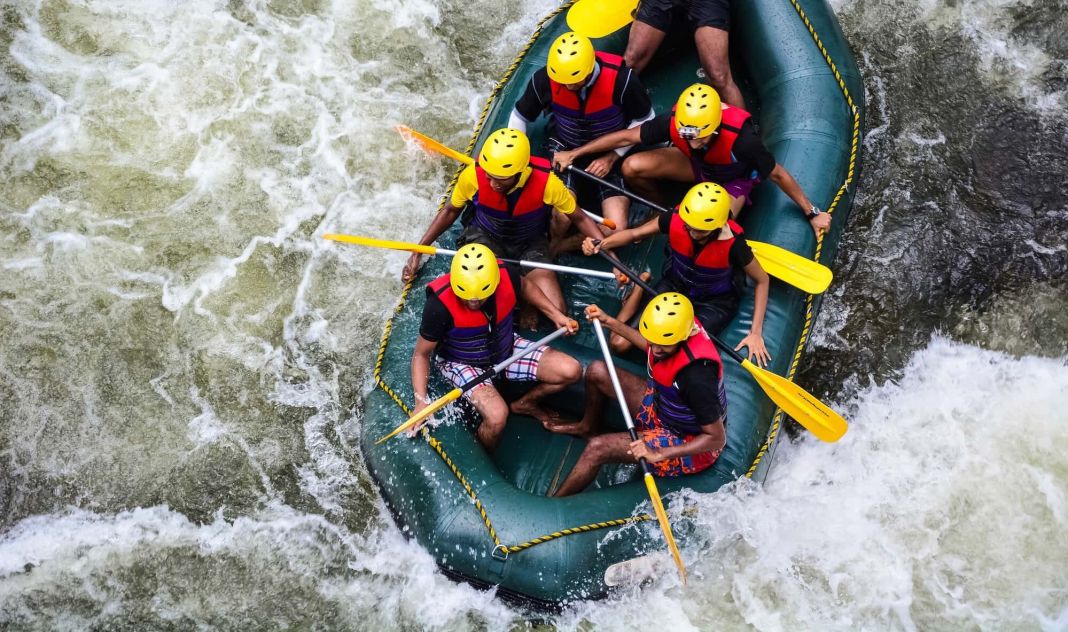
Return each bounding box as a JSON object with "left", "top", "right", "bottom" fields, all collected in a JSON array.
[
  {"left": 552, "top": 432, "right": 636, "bottom": 497},
  {"left": 545, "top": 360, "right": 646, "bottom": 436},
  {"left": 622, "top": 148, "right": 697, "bottom": 205},
  {"left": 519, "top": 268, "right": 565, "bottom": 329},
  {"left": 729, "top": 193, "right": 746, "bottom": 218},
  {"left": 467, "top": 385, "right": 511, "bottom": 451},
  {"left": 510, "top": 348, "right": 582, "bottom": 425},
  {"left": 550, "top": 209, "right": 571, "bottom": 244},
  {"left": 624, "top": 21, "right": 668, "bottom": 74},
  {"left": 694, "top": 26, "right": 745, "bottom": 108},
  {"left": 601, "top": 195, "right": 630, "bottom": 233},
  {"left": 524, "top": 268, "right": 567, "bottom": 314}
]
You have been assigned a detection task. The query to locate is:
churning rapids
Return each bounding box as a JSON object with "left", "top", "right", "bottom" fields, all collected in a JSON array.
[{"left": 1, "top": 0, "right": 1066, "bottom": 629}]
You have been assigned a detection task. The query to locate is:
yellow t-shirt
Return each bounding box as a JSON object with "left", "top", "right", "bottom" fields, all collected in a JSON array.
[{"left": 449, "top": 164, "right": 577, "bottom": 215}]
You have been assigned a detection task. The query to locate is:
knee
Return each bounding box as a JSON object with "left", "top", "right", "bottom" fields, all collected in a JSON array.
[
  {"left": 706, "top": 66, "right": 733, "bottom": 92},
  {"left": 480, "top": 398, "right": 510, "bottom": 429},
  {"left": 608, "top": 334, "right": 631, "bottom": 355},
  {"left": 586, "top": 360, "right": 608, "bottom": 384},
  {"left": 624, "top": 45, "right": 653, "bottom": 73},
  {"left": 560, "top": 357, "right": 582, "bottom": 384},
  {"left": 621, "top": 155, "right": 647, "bottom": 180},
  {"left": 585, "top": 435, "right": 614, "bottom": 460}
]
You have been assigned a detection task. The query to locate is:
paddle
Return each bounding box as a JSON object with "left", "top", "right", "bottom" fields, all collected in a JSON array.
[
  {"left": 323, "top": 233, "right": 617, "bottom": 280},
  {"left": 564, "top": 165, "right": 833, "bottom": 294},
  {"left": 377, "top": 327, "right": 571, "bottom": 443},
  {"left": 395, "top": 125, "right": 616, "bottom": 230},
  {"left": 596, "top": 249, "right": 848, "bottom": 443},
  {"left": 592, "top": 318, "right": 687, "bottom": 583},
  {"left": 567, "top": 0, "right": 639, "bottom": 38}
]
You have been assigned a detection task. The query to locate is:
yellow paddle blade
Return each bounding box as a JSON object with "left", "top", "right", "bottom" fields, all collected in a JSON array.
[
  {"left": 567, "top": 0, "right": 639, "bottom": 38},
  {"left": 749, "top": 240, "right": 833, "bottom": 295},
  {"left": 376, "top": 388, "right": 463, "bottom": 444},
  {"left": 741, "top": 359, "right": 848, "bottom": 442},
  {"left": 323, "top": 233, "right": 438, "bottom": 256},
  {"left": 396, "top": 125, "right": 474, "bottom": 166},
  {"left": 643, "top": 473, "right": 687, "bottom": 584}
]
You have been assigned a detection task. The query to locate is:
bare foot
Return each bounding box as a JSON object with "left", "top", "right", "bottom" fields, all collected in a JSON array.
[
  {"left": 542, "top": 418, "right": 594, "bottom": 437},
  {"left": 510, "top": 400, "right": 574, "bottom": 426}
]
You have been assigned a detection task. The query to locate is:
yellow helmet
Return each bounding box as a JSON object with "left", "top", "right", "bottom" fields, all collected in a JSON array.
[
  {"left": 639, "top": 293, "right": 695, "bottom": 345},
  {"left": 678, "top": 182, "right": 730, "bottom": 231},
  {"left": 478, "top": 128, "right": 530, "bottom": 178},
  {"left": 674, "top": 83, "right": 722, "bottom": 140},
  {"left": 450, "top": 243, "right": 500, "bottom": 301},
  {"left": 547, "top": 32, "right": 596, "bottom": 84}
]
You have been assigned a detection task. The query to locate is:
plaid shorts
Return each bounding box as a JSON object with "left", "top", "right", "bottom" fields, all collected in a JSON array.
[
  {"left": 635, "top": 385, "right": 722, "bottom": 477},
  {"left": 435, "top": 334, "right": 545, "bottom": 397}
]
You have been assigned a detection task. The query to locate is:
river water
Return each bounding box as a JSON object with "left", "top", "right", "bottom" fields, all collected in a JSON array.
[{"left": 1, "top": 0, "right": 1066, "bottom": 629}]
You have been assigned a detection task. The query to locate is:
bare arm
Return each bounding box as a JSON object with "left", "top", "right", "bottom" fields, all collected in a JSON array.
[
  {"left": 768, "top": 163, "right": 831, "bottom": 236},
  {"left": 402, "top": 202, "right": 463, "bottom": 282},
  {"left": 583, "top": 215, "right": 660, "bottom": 254},
  {"left": 636, "top": 419, "right": 725, "bottom": 462},
  {"left": 552, "top": 127, "right": 644, "bottom": 170},
  {"left": 733, "top": 258, "right": 771, "bottom": 366},
  {"left": 410, "top": 336, "right": 438, "bottom": 416}
]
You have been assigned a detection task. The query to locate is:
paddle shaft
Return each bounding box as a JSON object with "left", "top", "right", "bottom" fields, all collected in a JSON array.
[
  {"left": 566, "top": 165, "right": 673, "bottom": 216},
  {"left": 595, "top": 250, "right": 747, "bottom": 365},
  {"left": 592, "top": 320, "right": 643, "bottom": 449},
  {"left": 472, "top": 326, "right": 569, "bottom": 392}
]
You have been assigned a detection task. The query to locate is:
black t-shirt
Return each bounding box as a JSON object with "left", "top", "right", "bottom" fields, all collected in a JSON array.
[
  {"left": 513, "top": 64, "right": 653, "bottom": 127},
  {"left": 639, "top": 112, "right": 776, "bottom": 181},
  {"left": 673, "top": 360, "right": 726, "bottom": 427},
  {"left": 419, "top": 265, "right": 523, "bottom": 343},
  {"left": 657, "top": 211, "right": 755, "bottom": 269}
]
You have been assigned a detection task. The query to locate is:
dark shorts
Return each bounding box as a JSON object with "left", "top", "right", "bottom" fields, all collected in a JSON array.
[
  {"left": 721, "top": 176, "right": 760, "bottom": 206},
  {"left": 458, "top": 225, "right": 549, "bottom": 274},
  {"left": 627, "top": 277, "right": 739, "bottom": 334},
  {"left": 560, "top": 155, "right": 628, "bottom": 213},
  {"left": 635, "top": 0, "right": 731, "bottom": 32},
  {"left": 635, "top": 385, "right": 722, "bottom": 477}
]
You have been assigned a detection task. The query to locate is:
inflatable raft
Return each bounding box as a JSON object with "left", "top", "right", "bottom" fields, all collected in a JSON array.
[{"left": 359, "top": 0, "right": 863, "bottom": 605}]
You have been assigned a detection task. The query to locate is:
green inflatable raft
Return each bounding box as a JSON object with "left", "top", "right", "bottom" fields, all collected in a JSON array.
[{"left": 360, "top": 0, "right": 863, "bottom": 605}]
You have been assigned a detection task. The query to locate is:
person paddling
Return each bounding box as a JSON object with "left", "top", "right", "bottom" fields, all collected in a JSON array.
[
  {"left": 508, "top": 31, "right": 654, "bottom": 241},
  {"left": 403, "top": 128, "right": 604, "bottom": 326},
  {"left": 410, "top": 244, "right": 582, "bottom": 450},
  {"left": 553, "top": 83, "right": 832, "bottom": 237},
  {"left": 583, "top": 182, "right": 771, "bottom": 365},
  {"left": 550, "top": 293, "right": 726, "bottom": 497}
]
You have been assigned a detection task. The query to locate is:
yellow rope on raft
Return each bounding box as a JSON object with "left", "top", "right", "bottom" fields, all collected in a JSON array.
[{"left": 746, "top": 0, "right": 862, "bottom": 478}]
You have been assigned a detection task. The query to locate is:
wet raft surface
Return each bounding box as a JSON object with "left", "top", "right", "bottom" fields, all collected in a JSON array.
[{"left": 360, "top": 0, "right": 863, "bottom": 604}]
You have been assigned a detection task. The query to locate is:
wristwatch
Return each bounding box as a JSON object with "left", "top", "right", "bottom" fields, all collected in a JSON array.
[{"left": 806, "top": 205, "right": 823, "bottom": 220}]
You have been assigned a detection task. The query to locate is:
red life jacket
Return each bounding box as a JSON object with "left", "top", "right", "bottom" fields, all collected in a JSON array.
[
  {"left": 471, "top": 156, "right": 553, "bottom": 244},
  {"left": 646, "top": 321, "right": 727, "bottom": 436},
  {"left": 668, "top": 104, "right": 755, "bottom": 183},
  {"left": 547, "top": 52, "right": 627, "bottom": 149},
  {"left": 426, "top": 269, "right": 517, "bottom": 367},
  {"left": 666, "top": 213, "right": 744, "bottom": 300}
]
